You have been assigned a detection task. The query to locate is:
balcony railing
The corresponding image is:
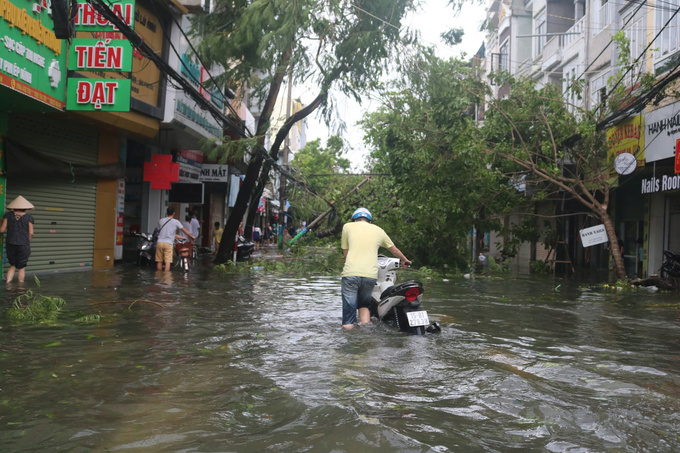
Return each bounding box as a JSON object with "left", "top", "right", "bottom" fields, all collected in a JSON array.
[{"left": 562, "top": 17, "right": 584, "bottom": 47}]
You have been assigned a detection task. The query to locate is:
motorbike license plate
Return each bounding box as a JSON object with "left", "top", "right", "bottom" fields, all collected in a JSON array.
[{"left": 406, "top": 310, "right": 430, "bottom": 327}]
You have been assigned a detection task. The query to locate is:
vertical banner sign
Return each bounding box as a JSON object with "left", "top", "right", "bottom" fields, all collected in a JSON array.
[
  {"left": 67, "top": 0, "right": 135, "bottom": 112},
  {"left": 67, "top": 78, "right": 131, "bottom": 111},
  {"left": 74, "top": 0, "right": 135, "bottom": 31},
  {"left": 606, "top": 115, "right": 644, "bottom": 172},
  {"left": 68, "top": 39, "right": 133, "bottom": 72},
  {"left": 0, "top": 123, "right": 6, "bottom": 275},
  {"left": 115, "top": 179, "right": 125, "bottom": 250},
  {"left": 675, "top": 139, "right": 680, "bottom": 174}
]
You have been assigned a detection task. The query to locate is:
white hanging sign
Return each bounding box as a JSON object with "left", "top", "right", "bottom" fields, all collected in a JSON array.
[{"left": 579, "top": 224, "right": 609, "bottom": 247}]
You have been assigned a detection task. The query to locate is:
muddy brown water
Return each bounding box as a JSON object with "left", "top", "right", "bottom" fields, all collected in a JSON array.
[{"left": 1, "top": 264, "right": 679, "bottom": 452}]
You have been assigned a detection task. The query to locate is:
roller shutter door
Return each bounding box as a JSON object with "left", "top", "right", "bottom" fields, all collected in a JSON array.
[{"left": 6, "top": 115, "right": 98, "bottom": 274}]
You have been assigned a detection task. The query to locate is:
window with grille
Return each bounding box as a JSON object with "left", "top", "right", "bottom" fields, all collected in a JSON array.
[
  {"left": 655, "top": 0, "right": 680, "bottom": 62},
  {"left": 535, "top": 12, "right": 546, "bottom": 57},
  {"left": 499, "top": 40, "right": 509, "bottom": 71}
]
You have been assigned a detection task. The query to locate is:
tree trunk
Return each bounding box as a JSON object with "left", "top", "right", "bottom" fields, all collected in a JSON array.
[
  {"left": 244, "top": 92, "right": 328, "bottom": 234},
  {"left": 214, "top": 145, "right": 266, "bottom": 264},
  {"left": 601, "top": 210, "right": 626, "bottom": 280}
]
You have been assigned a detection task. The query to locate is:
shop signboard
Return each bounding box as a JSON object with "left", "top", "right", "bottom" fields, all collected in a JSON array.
[
  {"left": 66, "top": 78, "right": 131, "bottom": 111},
  {"left": 177, "top": 150, "right": 202, "bottom": 183},
  {"left": 173, "top": 92, "right": 223, "bottom": 138},
  {"left": 71, "top": 1, "right": 162, "bottom": 112},
  {"left": 68, "top": 38, "right": 133, "bottom": 72},
  {"left": 200, "top": 164, "right": 229, "bottom": 182},
  {"left": 75, "top": 0, "right": 135, "bottom": 31},
  {"left": 606, "top": 114, "right": 644, "bottom": 170},
  {"left": 645, "top": 102, "right": 680, "bottom": 163},
  {"left": 579, "top": 224, "right": 609, "bottom": 247},
  {"left": 0, "top": 0, "right": 67, "bottom": 110},
  {"left": 640, "top": 173, "right": 680, "bottom": 194}
]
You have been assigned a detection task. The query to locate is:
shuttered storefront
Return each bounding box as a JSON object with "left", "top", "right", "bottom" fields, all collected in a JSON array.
[{"left": 6, "top": 115, "right": 98, "bottom": 274}]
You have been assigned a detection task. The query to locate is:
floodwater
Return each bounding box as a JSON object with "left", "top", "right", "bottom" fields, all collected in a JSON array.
[{"left": 1, "top": 262, "right": 679, "bottom": 452}]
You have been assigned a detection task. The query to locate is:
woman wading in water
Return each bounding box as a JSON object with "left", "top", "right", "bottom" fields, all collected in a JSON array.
[{"left": 0, "top": 195, "right": 35, "bottom": 283}]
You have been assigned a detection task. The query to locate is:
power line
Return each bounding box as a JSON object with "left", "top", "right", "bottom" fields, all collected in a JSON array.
[
  {"left": 85, "top": 0, "right": 248, "bottom": 138},
  {"left": 594, "top": 4, "right": 680, "bottom": 128},
  {"left": 566, "top": 0, "right": 648, "bottom": 97}
]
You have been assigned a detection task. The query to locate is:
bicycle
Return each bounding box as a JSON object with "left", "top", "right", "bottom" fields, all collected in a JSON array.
[{"left": 175, "top": 238, "right": 192, "bottom": 272}]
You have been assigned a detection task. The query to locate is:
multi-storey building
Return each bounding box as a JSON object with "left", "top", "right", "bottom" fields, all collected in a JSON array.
[
  {"left": 0, "top": 0, "right": 254, "bottom": 275},
  {"left": 483, "top": 0, "right": 680, "bottom": 278}
]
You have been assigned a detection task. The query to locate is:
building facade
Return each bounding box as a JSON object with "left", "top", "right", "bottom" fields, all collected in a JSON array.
[
  {"left": 483, "top": 0, "right": 680, "bottom": 278},
  {"left": 0, "top": 0, "right": 254, "bottom": 276}
]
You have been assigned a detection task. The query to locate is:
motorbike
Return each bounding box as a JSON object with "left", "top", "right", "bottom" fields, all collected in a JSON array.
[
  {"left": 136, "top": 232, "right": 155, "bottom": 266},
  {"left": 236, "top": 235, "right": 255, "bottom": 260},
  {"left": 369, "top": 255, "right": 441, "bottom": 335},
  {"left": 176, "top": 238, "right": 192, "bottom": 272},
  {"left": 661, "top": 250, "right": 680, "bottom": 278}
]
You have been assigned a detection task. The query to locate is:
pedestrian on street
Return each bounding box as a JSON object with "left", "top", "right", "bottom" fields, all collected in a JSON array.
[
  {"left": 264, "top": 222, "right": 272, "bottom": 246},
  {"left": 340, "top": 207, "right": 411, "bottom": 330},
  {"left": 190, "top": 211, "right": 200, "bottom": 242},
  {"left": 213, "top": 222, "right": 223, "bottom": 254},
  {"left": 180, "top": 214, "right": 192, "bottom": 240},
  {"left": 155, "top": 207, "right": 195, "bottom": 271},
  {"left": 253, "top": 225, "right": 262, "bottom": 250},
  {"left": 0, "top": 195, "right": 35, "bottom": 283}
]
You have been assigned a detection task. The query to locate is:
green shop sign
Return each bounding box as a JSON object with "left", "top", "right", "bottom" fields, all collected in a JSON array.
[
  {"left": 75, "top": 0, "right": 135, "bottom": 32},
  {"left": 0, "top": 0, "right": 67, "bottom": 110},
  {"left": 68, "top": 39, "right": 133, "bottom": 72},
  {"left": 66, "top": 78, "right": 131, "bottom": 111}
]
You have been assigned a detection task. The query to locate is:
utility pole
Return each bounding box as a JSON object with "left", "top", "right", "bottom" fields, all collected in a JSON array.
[{"left": 278, "top": 61, "right": 293, "bottom": 250}]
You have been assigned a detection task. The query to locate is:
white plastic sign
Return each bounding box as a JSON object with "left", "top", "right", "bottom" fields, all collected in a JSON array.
[{"left": 579, "top": 224, "right": 609, "bottom": 247}]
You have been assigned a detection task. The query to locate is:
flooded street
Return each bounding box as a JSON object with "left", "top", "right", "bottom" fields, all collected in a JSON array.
[{"left": 1, "top": 264, "right": 679, "bottom": 452}]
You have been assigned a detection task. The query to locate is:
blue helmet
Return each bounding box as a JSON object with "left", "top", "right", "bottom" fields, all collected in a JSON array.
[{"left": 352, "top": 207, "right": 372, "bottom": 221}]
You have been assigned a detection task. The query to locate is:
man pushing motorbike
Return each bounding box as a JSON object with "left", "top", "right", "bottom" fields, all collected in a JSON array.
[{"left": 340, "top": 207, "right": 411, "bottom": 330}]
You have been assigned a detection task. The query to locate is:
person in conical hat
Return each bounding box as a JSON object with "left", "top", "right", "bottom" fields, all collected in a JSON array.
[
  {"left": 6, "top": 195, "right": 34, "bottom": 210},
  {"left": 0, "top": 195, "right": 35, "bottom": 283}
]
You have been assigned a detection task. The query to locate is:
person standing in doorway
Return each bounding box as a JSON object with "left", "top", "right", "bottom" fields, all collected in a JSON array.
[
  {"left": 340, "top": 207, "right": 411, "bottom": 330},
  {"left": 637, "top": 237, "right": 644, "bottom": 278},
  {"left": 0, "top": 196, "right": 35, "bottom": 283},
  {"left": 155, "top": 207, "right": 194, "bottom": 271}
]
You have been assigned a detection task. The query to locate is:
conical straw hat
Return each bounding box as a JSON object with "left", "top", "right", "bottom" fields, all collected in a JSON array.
[{"left": 7, "top": 195, "right": 34, "bottom": 210}]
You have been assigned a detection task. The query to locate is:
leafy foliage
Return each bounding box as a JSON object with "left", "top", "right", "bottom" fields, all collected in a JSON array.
[
  {"left": 360, "top": 53, "right": 526, "bottom": 268},
  {"left": 5, "top": 277, "right": 101, "bottom": 325},
  {"left": 193, "top": 0, "right": 423, "bottom": 263},
  {"left": 287, "top": 136, "right": 358, "bottom": 227}
]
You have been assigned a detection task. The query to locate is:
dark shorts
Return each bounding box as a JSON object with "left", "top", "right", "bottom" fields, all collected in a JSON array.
[
  {"left": 6, "top": 243, "right": 31, "bottom": 269},
  {"left": 341, "top": 276, "right": 377, "bottom": 325}
]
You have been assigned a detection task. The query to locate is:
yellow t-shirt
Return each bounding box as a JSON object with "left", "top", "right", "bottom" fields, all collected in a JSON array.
[
  {"left": 214, "top": 228, "right": 223, "bottom": 243},
  {"left": 341, "top": 221, "right": 395, "bottom": 278}
]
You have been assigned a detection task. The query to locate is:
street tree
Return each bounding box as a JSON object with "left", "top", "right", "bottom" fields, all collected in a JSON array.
[
  {"left": 191, "top": 0, "right": 421, "bottom": 263},
  {"left": 362, "top": 50, "right": 638, "bottom": 279},
  {"left": 289, "top": 135, "right": 371, "bottom": 237},
  {"left": 361, "top": 52, "right": 520, "bottom": 268}
]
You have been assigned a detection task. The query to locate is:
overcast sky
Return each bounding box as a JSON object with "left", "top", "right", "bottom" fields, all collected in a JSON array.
[{"left": 301, "top": 0, "right": 487, "bottom": 168}]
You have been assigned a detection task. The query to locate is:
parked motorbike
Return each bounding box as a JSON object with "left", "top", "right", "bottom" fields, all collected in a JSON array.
[
  {"left": 661, "top": 250, "right": 680, "bottom": 278},
  {"left": 176, "top": 238, "right": 192, "bottom": 272},
  {"left": 236, "top": 235, "right": 255, "bottom": 260},
  {"left": 136, "top": 233, "right": 155, "bottom": 266},
  {"left": 369, "top": 255, "right": 441, "bottom": 335}
]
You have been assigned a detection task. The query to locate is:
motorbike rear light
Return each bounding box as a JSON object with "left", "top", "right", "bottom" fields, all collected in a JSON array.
[{"left": 405, "top": 287, "right": 420, "bottom": 302}]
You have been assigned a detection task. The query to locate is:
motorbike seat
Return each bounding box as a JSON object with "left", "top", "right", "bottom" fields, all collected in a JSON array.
[{"left": 380, "top": 281, "right": 423, "bottom": 300}]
